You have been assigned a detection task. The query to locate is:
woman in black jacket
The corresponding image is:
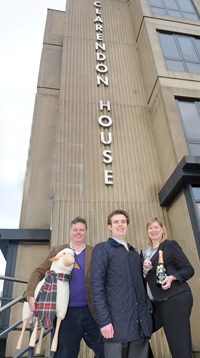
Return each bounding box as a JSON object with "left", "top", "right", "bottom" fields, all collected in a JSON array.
[{"left": 141, "top": 217, "right": 194, "bottom": 358}]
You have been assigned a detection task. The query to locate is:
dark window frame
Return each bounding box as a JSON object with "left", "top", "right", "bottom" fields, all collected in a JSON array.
[
  {"left": 148, "top": 0, "right": 200, "bottom": 20},
  {"left": 158, "top": 31, "right": 200, "bottom": 73},
  {"left": 185, "top": 184, "right": 200, "bottom": 256},
  {"left": 0, "top": 229, "right": 50, "bottom": 342},
  {"left": 159, "top": 156, "right": 200, "bottom": 258},
  {"left": 176, "top": 98, "right": 200, "bottom": 155}
]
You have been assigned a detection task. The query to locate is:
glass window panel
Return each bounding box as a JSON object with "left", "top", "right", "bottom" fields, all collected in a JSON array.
[
  {"left": 179, "top": 0, "right": 197, "bottom": 12},
  {"left": 152, "top": 7, "right": 166, "bottom": 14},
  {"left": 184, "top": 13, "right": 199, "bottom": 20},
  {"left": 159, "top": 33, "right": 181, "bottom": 59},
  {"left": 149, "top": 0, "right": 163, "bottom": 6},
  {"left": 164, "top": 0, "right": 178, "bottom": 10},
  {"left": 195, "top": 203, "right": 200, "bottom": 220},
  {"left": 178, "top": 101, "right": 200, "bottom": 139},
  {"left": 186, "top": 62, "right": 200, "bottom": 73},
  {"left": 194, "top": 39, "right": 200, "bottom": 55},
  {"left": 165, "top": 59, "right": 185, "bottom": 71},
  {"left": 168, "top": 10, "right": 182, "bottom": 17},
  {"left": 188, "top": 142, "right": 200, "bottom": 155},
  {"left": 177, "top": 36, "right": 199, "bottom": 61},
  {"left": 192, "top": 187, "right": 200, "bottom": 201}
]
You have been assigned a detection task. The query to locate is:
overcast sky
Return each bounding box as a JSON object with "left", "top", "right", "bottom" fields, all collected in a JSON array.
[
  {"left": 0, "top": 0, "right": 66, "bottom": 282},
  {"left": 0, "top": 0, "right": 66, "bottom": 229}
]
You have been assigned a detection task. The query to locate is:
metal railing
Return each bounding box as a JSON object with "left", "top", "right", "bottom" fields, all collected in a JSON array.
[
  {"left": 0, "top": 275, "right": 53, "bottom": 358},
  {"left": 0, "top": 295, "right": 24, "bottom": 313}
]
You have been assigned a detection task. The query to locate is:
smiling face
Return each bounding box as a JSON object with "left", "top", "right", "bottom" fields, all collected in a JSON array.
[
  {"left": 108, "top": 214, "right": 128, "bottom": 240},
  {"left": 147, "top": 220, "right": 164, "bottom": 247},
  {"left": 70, "top": 222, "right": 87, "bottom": 246}
]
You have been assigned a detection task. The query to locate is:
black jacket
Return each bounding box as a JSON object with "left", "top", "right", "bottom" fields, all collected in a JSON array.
[
  {"left": 90, "top": 238, "right": 153, "bottom": 342},
  {"left": 142, "top": 240, "right": 194, "bottom": 302}
]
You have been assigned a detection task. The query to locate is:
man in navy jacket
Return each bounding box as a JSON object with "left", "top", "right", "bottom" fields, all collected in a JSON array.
[{"left": 90, "top": 209, "right": 153, "bottom": 358}]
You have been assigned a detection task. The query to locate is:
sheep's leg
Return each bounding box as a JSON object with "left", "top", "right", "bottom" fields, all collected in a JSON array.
[
  {"left": 35, "top": 326, "right": 45, "bottom": 354},
  {"left": 29, "top": 319, "right": 39, "bottom": 347},
  {"left": 51, "top": 317, "right": 62, "bottom": 352},
  {"left": 16, "top": 318, "right": 29, "bottom": 350}
]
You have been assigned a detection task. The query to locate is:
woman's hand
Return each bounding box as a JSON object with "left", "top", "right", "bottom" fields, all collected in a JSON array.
[
  {"left": 143, "top": 259, "right": 153, "bottom": 277},
  {"left": 161, "top": 275, "right": 176, "bottom": 290}
]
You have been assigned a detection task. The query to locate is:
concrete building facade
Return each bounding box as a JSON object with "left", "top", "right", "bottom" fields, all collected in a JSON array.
[{"left": 5, "top": 0, "right": 200, "bottom": 356}]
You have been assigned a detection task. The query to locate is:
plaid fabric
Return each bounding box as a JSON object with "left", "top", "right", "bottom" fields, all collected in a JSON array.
[{"left": 34, "top": 270, "right": 71, "bottom": 328}]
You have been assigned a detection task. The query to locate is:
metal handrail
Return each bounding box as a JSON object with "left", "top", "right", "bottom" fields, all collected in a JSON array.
[
  {"left": 0, "top": 274, "right": 28, "bottom": 284},
  {"left": 0, "top": 295, "right": 24, "bottom": 313},
  {"left": 0, "top": 320, "right": 23, "bottom": 338},
  {"left": 0, "top": 275, "right": 53, "bottom": 357},
  {"left": 13, "top": 327, "right": 53, "bottom": 358},
  {"left": 0, "top": 275, "right": 27, "bottom": 311}
]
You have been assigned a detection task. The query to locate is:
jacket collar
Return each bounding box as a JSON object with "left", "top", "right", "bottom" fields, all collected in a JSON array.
[
  {"left": 107, "top": 237, "right": 135, "bottom": 250},
  {"left": 158, "top": 240, "right": 167, "bottom": 250}
]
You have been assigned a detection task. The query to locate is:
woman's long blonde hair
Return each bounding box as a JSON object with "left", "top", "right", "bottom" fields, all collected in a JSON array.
[{"left": 146, "top": 217, "right": 167, "bottom": 247}]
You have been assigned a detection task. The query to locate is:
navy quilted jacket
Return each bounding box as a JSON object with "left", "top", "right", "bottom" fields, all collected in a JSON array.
[{"left": 90, "top": 238, "right": 153, "bottom": 342}]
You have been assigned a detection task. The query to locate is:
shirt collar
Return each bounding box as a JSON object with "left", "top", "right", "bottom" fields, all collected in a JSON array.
[
  {"left": 70, "top": 243, "right": 86, "bottom": 255},
  {"left": 111, "top": 236, "right": 128, "bottom": 244}
]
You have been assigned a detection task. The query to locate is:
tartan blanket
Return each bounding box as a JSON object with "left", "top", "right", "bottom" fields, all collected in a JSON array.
[{"left": 34, "top": 270, "right": 71, "bottom": 328}]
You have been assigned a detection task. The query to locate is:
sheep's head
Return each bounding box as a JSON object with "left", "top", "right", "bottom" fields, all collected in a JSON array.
[{"left": 49, "top": 248, "right": 80, "bottom": 271}]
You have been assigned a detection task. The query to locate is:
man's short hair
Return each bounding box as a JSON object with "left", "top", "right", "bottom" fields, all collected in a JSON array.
[
  {"left": 70, "top": 216, "right": 87, "bottom": 230},
  {"left": 107, "top": 209, "right": 130, "bottom": 225}
]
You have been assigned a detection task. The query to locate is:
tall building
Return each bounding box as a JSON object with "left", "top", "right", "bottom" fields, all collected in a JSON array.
[{"left": 4, "top": 0, "right": 200, "bottom": 356}]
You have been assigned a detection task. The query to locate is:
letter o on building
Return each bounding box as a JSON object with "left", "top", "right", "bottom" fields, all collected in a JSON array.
[
  {"left": 98, "top": 115, "right": 112, "bottom": 128},
  {"left": 96, "top": 64, "right": 108, "bottom": 73}
]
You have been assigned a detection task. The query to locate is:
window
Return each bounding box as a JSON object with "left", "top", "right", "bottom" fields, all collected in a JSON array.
[
  {"left": 185, "top": 184, "right": 200, "bottom": 257},
  {"left": 192, "top": 186, "right": 200, "bottom": 221},
  {"left": 149, "top": 0, "right": 199, "bottom": 20},
  {"left": 184, "top": 183, "right": 200, "bottom": 258},
  {"left": 158, "top": 32, "right": 200, "bottom": 73},
  {"left": 158, "top": 157, "right": 200, "bottom": 258},
  {"left": 176, "top": 99, "right": 200, "bottom": 155}
]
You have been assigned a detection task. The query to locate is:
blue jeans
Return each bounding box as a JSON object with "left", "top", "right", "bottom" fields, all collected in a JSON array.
[{"left": 53, "top": 306, "right": 104, "bottom": 358}]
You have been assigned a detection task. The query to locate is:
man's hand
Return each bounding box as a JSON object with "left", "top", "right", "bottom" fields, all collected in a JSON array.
[
  {"left": 27, "top": 296, "right": 35, "bottom": 312},
  {"left": 100, "top": 323, "right": 114, "bottom": 339}
]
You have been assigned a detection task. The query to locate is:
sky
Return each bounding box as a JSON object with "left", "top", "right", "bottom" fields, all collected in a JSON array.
[{"left": 0, "top": 0, "right": 66, "bottom": 288}]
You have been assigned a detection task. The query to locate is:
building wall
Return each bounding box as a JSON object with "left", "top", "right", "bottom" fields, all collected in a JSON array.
[
  {"left": 132, "top": 0, "right": 200, "bottom": 354},
  {"left": 8, "top": 0, "right": 200, "bottom": 357},
  {"left": 19, "top": 9, "right": 65, "bottom": 229},
  {"left": 167, "top": 195, "right": 200, "bottom": 352},
  {"left": 20, "top": 0, "right": 165, "bottom": 247}
]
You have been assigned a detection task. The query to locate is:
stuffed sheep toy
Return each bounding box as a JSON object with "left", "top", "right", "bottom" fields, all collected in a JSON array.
[{"left": 16, "top": 248, "right": 79, "bottom": 353}]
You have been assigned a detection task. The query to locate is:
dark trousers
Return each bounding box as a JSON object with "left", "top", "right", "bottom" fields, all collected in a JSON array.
[
  {"left": 104, "top": 337, "right": 149, "bottom": 358},
  {"left": 53, "top": 306, "right": 104, "bottom": 358},
  {"left": 153, "top": 290, "right": 193, "bottom": 358}
]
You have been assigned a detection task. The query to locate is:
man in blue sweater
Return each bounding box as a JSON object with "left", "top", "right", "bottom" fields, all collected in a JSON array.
[
  {"left": 90, "top": 209, "right": 153, "bottom": 358},
  {"left": 24, "top": 216, "right": 104, "bottom": 358}
]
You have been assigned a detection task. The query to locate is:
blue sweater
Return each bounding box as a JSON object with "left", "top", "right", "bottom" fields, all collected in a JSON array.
[{"left": 69, "top": 250, "right": 88, "bottom": 307}]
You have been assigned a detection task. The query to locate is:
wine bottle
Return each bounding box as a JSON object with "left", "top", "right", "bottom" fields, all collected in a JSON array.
[{"left": 156, "top": 250, "right": 166, "bottom": 285}]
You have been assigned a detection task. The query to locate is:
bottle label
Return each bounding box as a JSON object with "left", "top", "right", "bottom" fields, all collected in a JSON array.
[{"left": 156, "top": 263, "right": 166, "bottom": 284}]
